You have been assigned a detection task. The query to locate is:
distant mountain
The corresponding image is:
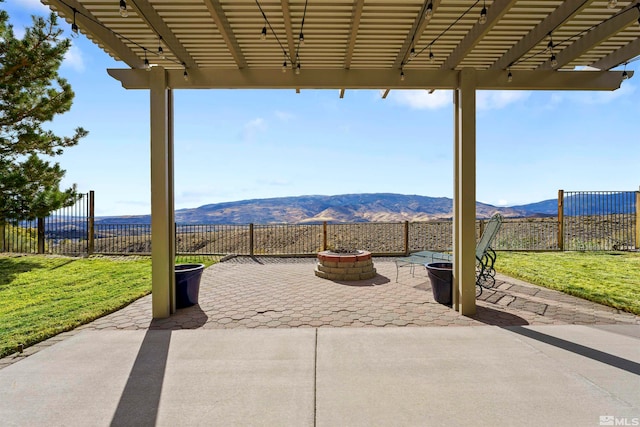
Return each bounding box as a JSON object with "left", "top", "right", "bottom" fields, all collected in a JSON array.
[
  {"left": 511, "top": 192, "right": 635, "bottom": 217},
  {"left": 96, "top": 193, "right": 538, "bottom": 225}
]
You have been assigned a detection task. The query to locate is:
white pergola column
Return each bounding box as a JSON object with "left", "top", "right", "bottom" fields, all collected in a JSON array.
[
  {"left": 453, "top": 69, "right": 477, "bottom": 316},
  {"left": 150, "top": 66, "right": 176, "bottom": 318}
]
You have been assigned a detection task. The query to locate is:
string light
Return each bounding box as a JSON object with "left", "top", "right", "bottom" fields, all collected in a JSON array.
[
  {"left": 71, "top": 8, "right": 79, "bottom": 37},
  {"left": 607, "top": 0, "right": 617, "bottom": 9},
  {"left": 299, "top": 32, "right": 304, "bottom": 46},
  {"left": 479, "top": 0, "right": 487, "bottom": 25},
  {"left": 410, "top": 47, "right": 416, "bottom": 58},
  {"left": 183, "top": 63, "right": 189, "bottom": 81},
  {"left": 119, "top": 0, "right": 128, "bottom": 18},
  {"left": 282, "top": 58, "right": 287, "bottom": 73},
  {"left": 261, "top": 22, "right": 267, "bottom": 40},
  {"left": 621, "top": 63, "right": 628, "bottom": 80},
  {"left": 400, "top": 67, "right": 405, "bottom": 81},
  {"left": 507, "top": 67, "right": 513, "bottom": 83},
  {"left": 425, "top": 2, "right": 433, "bottom": 22},
  {"left": 157, "top": 36, "right": 164, "bottom": 59},
  {"left": 62, "top": 0, "right": 634, "bottom": 80},
  {"left": 429, "top": 47, "right": 435, "bottom": 63},
  {"left": 548, "top": 33, "right": 558, "bottom": 68},
  {"left": 143, "top": 49, "right": 150, "bottom": 71}
]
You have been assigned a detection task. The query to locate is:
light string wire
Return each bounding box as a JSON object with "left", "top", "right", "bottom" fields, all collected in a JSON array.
[
  {"left": 254, "top": 0, "right": 307, "bottom": 66},
  {"left": 510, "top": 3, "right": 640, "bottom": 68},
  {"left": 293, "top": 0, "right": 309, "bottom": 63},
  {"left": 255, "top": 0, "right": 308, "bottom": 68},
  {"left": 57, "top": 0, "right": 184, "bottom": 68},
  {"left": 57, "top": 0, "right": 638, "bottom": 74},
  {"left": 404, "top": 0, "right": 481, "bottom": 68}
]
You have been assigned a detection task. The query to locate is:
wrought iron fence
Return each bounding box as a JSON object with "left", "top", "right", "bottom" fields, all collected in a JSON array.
[
  {"left": 0, "top": 192, "right": 92, "bottom": 255},
  {"left": 87, "top": 219, "right": 564, "bottom": 255},
  {"left": 561, "top": 190, "right": 638, "bottom": 251},
  {"left": 3, "top": 190, "right": 638, "bottom": 256}
]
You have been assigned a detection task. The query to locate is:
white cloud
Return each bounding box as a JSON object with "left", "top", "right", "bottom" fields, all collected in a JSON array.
[
  {"left": 62, "top": 44, "right": 85, "bottom": 72},
  {"left": 387, "top": 89, "right": 452, "bottom": 110},
  {"left": 477, "top": 90, "right": 531, "bottom": 111},
  {"left": 569, "top": 81, "right": 636, "bottom": 105},
  {"left": 539, "top": 79, "right": 635, "bottom": 108},
  {"left": 242, "top": 117, "right": 267, "bottom": 141}
]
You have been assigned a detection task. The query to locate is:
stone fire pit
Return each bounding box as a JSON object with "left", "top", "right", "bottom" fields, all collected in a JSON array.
[{"left": 314, "top": 250, "right": 377, "bottom": 281}]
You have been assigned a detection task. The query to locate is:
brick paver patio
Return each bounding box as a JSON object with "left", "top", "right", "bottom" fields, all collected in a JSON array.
[{"left": 2, "top": 256, "right": 638, "bottom": 369}]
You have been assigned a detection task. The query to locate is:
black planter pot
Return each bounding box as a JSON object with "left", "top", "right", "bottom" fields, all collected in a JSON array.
[
  {"left": 425, "top": 262, "right": 453, "bottom": 306},
  {"left": 175, "top": 264, "right": 205, "bottom": 308}
]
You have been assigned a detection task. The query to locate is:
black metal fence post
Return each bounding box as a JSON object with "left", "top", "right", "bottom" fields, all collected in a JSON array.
[
  {"left": 558, "top": 189, "right": 564, "bottom": 251},
  {"left": 249, "top": 223, "right": 254, "bottom": 256},
  {"left": 88, "top": 190, "right": 95, "bottom": 255},
  {"left": 37, "top": 218, "right": 45, "bottom": 254}
]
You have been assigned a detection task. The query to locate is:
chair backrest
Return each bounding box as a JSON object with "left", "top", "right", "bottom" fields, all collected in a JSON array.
[{"left": 475, "top": 213, "right": 503, "bottom": 260}]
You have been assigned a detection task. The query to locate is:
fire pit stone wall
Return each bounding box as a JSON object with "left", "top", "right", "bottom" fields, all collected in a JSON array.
[{"left": 315, "top": 250, "right": 376, "bottom": 281}]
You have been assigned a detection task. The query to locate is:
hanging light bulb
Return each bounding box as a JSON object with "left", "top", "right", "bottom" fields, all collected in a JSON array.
[
  {"left": 400, "top": 69, "right": 405, "bottom": 81},
  {"left": 507, "top": 69, "right": 513, "bottom": 83},
  {"left": 607, "top": 0, "right": 617, "bottom": 9},
  {"left": 479, "top": 1, "right": 487, "bottom": 25},
  {"left": 429, "top": 49, "right": 435, "bottom": 63},
  {"left": 547, "top": 33, "right": 558, "bottom": 68},
  {"left": 295, "top": 62, "right": 301, "bottom": 75},
  {"left": 299, "top": 32, "right": 305, "bottom": 46},
  {"left": 157, "top": 37, "right": 165, "bottom": 59},
  {"left": 425, "top": 2, "right": 433, "bottom": 22},
  {"left": 621, "top": 63, "right": 629, "bottom": 80},
  {"left": 282, "top": 60, "right": 287, "bottom": 73},
  {"left": 410, "top": 47, "right": 416, "bottom": 58},
  {"left": 143, "top": 50, "right": 150, "bottom": 71},
  {"left": 261, "top": 25, "right": 267, "bottom": 40},
  {"left": 183, "top": 69, "right": 189, "bottom": 81},
  {"left": 119, "top": 0, "right": 128, "bottom": 18},
  {"left": 71, "top": 9, "right": 79, "bottom": 38}
]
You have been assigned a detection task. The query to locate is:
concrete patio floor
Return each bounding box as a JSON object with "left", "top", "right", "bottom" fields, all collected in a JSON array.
[
  {"left": 84, "top": 256, "right": 640, "bottom": 331},
  {"left": 1, "top": 257, "right": 638, "bottom": 426}
]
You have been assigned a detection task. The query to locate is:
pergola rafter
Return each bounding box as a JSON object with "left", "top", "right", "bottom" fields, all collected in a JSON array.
[
  {"left": 203, "top": 0, "right": 247, "bottom": 69},
  {"left": 128, "top": 0, "right": 198, "bottom": 68},
  {"left": 44, "top": 0, "right": 143, "bottom": 67},
  {"left": 489, "top": 0, "right": 591, "bottom": 71},
  {"left": 537, "top": 1, "right": 640, "bottom": 70}
]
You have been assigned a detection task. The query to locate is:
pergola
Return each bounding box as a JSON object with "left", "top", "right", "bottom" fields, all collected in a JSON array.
[{"left": 42, "top": 0, "right": 638, "bottom": 318}]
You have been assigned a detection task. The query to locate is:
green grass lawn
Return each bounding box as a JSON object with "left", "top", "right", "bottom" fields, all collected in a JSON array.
[
  {"left": 496, "top": 251, "right": 640, "bottom": 315},
  {"left": 0, "top": 254, "right": 217, "bottom": 358}
]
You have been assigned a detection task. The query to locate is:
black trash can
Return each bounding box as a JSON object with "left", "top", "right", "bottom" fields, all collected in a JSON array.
[
  {"left": 425, "top": 262, "right": 453, "bottom": 306},
  {"left": 175, "top": 264, "right": 205, "bottom": 308}
]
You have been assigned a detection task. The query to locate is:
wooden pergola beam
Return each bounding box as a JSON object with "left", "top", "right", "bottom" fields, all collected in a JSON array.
[
  {"left": 489, "top": 0, "right": 590, "bottom": 70},
  {"left": 108, "top": 68, "right": 629, "bottom": 91},
  {"left": 203, "top": 0, "right": 248, "bottom": 69},
  {"left": 128, "top": 0, "right": 197, "bottom": 68},
  {"left": 537, "top": 2, "right": 640, "bottom": 70}
]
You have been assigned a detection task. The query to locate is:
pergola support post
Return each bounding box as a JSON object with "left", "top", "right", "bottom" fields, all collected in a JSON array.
[
  {"left": 453, "top": 69, "right": 477, "bottom": 316},
  {"left": 150, "top": 66, "right": 176, "bottom": 319}
]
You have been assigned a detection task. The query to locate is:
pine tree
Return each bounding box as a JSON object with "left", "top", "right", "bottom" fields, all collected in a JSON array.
[{"left": 0, "top": 6, "right": 88, "bottom": 223}]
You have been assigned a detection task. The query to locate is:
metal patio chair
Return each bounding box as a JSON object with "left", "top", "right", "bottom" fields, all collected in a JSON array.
[{"left": 395, "top": 213, "right": 503, "bottom": 296}]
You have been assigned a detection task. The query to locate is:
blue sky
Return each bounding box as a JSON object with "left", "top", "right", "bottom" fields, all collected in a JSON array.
[{"left": 8, "top": 1, "right": 640, "bottom": 216}]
